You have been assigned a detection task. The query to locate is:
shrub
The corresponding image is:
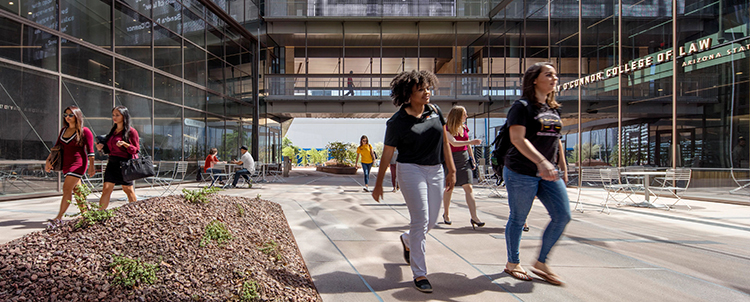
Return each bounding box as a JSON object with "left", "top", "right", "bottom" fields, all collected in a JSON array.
[
  {"left": 108, "top": 255, "right": 158, "bottom": 287},
  {"left": 66, "top": 184, "right": 115, "bottom": 229},
  {"left": 200, "top": 220, "right": 233, "bottom": 247},
  {"left": 326, "top": 141, "right": 356, "bottom": 167}
]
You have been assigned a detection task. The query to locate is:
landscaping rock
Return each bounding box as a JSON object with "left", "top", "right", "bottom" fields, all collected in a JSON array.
[{"left": 0, "top": 194, "right": 321, "bottom": 301}]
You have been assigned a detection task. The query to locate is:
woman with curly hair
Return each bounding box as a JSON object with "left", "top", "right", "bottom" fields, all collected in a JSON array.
[
  {"left": 45, "top": 106, "right": 95, "bottom": 227},
  {"left": 371, "top": 70, "right": 456, "bottom": 293}
]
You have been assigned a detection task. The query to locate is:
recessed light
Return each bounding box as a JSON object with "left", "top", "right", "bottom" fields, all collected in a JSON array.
[
  {"left": 736, "top": 71, "right": 743, "bottom": 75},
  {"left": 9, "top": 2, "right": 14, "bottom": 5},
  {"left": 27, "top": 11, "right": 31, "bottom": 14},
  {"left": 658, "top": 88, "right": 663, "bottom": 91}
]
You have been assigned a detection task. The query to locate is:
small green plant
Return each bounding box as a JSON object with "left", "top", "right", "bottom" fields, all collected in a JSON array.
[
  {"left": 183, "top": 186, "right": 222, "bottom": 204},
  {"left": 258, "top": 240, "right": 283, "bottom": 262},
  {"left": 66, "top": 184, "right": 115, "bottom": 228},
  {"left": 239, "top": 280, "right": 260, "bottom": 301},
  {"left": 235, "top": 203, "right": 245, "bottom": 217},
  {"left": 200, "top": 220, "right": 233, "bottom": 247},
  {"left": 108, "top": 255, "right": 158, "bottom": 287}
]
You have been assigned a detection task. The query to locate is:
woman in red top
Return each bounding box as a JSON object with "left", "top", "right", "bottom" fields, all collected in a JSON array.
[
  {"left": 45, "top": 106, "right": 95, "bottom": 226},
  {"left": 204, "top": 148, "right": 225, "bottom": 186},
  {"left": 95, "top": 106, "right": 140, "bottom": 209},
  {"left": 442, "top": 106, "right": 484, "bottom": 229}
]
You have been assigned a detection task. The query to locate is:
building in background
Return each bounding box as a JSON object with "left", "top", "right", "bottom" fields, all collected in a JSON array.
[{"left": 1, "top": 0, "right": 748, "bottom": 199}]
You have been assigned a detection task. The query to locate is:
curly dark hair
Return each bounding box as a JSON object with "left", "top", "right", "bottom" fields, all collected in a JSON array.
[{"left": 389, "top": 70, "right": 439, "bottom": 106}]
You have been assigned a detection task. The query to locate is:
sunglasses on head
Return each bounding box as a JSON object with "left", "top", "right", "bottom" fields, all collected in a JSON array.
[{"left": 63, "top": 113, "right": 75, "bottom": 118}]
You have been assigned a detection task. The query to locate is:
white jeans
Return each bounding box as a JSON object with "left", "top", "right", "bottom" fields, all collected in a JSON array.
[{"left": 397, "top": 162, "right": 444, "bottom": 279}]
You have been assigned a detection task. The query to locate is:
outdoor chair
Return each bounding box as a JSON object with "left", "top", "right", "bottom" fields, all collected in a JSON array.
[
  {"left": 650, "top": 168, "right": 692, "bottom": 210},
  {"left": 146, "top": 161, "right": 176, "bottom": 193},
  {"left": 210, "top": 163, "right": 232, "bottom": 188},
  {"left": 265, "top": 163, "right": 285, "bottom": 183},
  {"left": 599, "top": 168, "right": 636, "bottom": 214},
  {"left": 159, "top": 161, "right": 188, "bottom": 196},
  {"left": 476, "top": 165, "right": 504, "bottom": 198},
  {"left": 575, "top": 167, "right": 604, "bottom": 213},
  {"left": 82, "top": 163, "right": 105, "bottom": 199}
]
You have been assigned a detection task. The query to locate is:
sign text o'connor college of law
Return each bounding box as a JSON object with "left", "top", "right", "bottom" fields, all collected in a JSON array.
[{"left": 556, "top": 37, "right": 749, "bottom": 92}]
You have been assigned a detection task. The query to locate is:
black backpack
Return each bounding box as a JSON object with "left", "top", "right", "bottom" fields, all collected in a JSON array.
[{"left": 490, "top": 99, "right": 529, "bottom": 182}]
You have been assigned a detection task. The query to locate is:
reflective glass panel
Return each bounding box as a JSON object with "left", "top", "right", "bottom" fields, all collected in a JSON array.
[
  {"left": 114, "top": 2, "right": 152, "bottom": 65},
  {"left": 60, "top": 0, "right": 112, "bottom": 47},
  {"left": 154, "top": 100, "right": 182, "bottom": 161},
  {"left": 115, "top": 59, "right": 152, "bottom": 96},
  {"left": 61, "top": 40, "right": 113, "bottom": 85}
]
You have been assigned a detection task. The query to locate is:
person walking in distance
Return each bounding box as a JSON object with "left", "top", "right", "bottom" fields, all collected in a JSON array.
[
  {"left": 389, "top": 149, "right": 399, "bottom": 192},
  {"left": 502, "top": 62, "right": 570, "bottom": 285},
  {"left": 371, "top": 70, "right": 456, "bottom": 293},
  {"left": 355, "top": 135, "right": 376, "bottom": 192},
  {"left": 345, "top": 70, "right": 355, "bottom": 96},
  {"left": 95, "top": 106, "right": 140, "bottom": 209},
  {"left": 442, "top": 106, "right": 484, "bottom": 229},
  {"left": 45, "top": 106, "right": 96, "bottom": 228}
]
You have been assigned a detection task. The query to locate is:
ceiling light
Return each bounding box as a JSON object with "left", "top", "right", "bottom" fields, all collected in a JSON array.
[
  {"left": 9, "top": 2, "right": 14, "bottom": 5},
  {"left": 27, "top": 11, "right": 31, "bottom": 14},
  {"left": 658, "top": 88, "right": 663, "bottom": 91},
  {"left": 736, "top": 71, "right": 743, "bottom": 75}
]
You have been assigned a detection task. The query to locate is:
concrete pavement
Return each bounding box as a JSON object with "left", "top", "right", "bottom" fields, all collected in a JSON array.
[{"left": 2, "top": 167, "right": 750, "bottom": 301}]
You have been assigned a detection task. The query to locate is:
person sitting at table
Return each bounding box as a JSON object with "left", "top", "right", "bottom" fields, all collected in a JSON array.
[
  {"left": 204, "top": 148, "right": 225, "bottom": 186},
  {"left": 229, "top": 145, "right": 255, "bottom": 188}
]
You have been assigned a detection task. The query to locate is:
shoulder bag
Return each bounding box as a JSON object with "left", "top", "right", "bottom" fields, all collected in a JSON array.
[
  {"left": 120, "top": 139, "right": 155, "bottom": 182},
  {"left": 46, "top": 129, "right": 65, "bottom": 172},
  {"left": 46, "top": 144, "right": 63, "bottom": 171}
]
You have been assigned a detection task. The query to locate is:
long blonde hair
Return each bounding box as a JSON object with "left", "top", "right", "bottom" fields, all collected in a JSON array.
[{"left": 445, "top": 106, "right": 467, "bottom": 137}]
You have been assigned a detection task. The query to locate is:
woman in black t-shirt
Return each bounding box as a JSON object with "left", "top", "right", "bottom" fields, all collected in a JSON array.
[
  {"left": 371, "top": 70, "right": 456, "bottom": 293},
  {"left": 503, "top": 62, "right": 570, "bottom": 285}
]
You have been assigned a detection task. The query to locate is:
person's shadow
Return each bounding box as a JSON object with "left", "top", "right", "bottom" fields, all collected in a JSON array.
[
  {"left": 311, "top": 263, "right": 535, "bottom": 299},
  {"left": 0, "top": 219, "right": 48, "bottom": 230}
]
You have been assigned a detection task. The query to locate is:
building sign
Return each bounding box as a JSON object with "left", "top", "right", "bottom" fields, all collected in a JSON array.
[{"left": 556, "top": 37, "right": 748, "bottom": 92}]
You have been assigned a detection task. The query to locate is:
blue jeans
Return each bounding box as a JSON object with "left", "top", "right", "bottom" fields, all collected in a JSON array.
[
  {"left": 503, "top": 166, "right": 571, "bottom": 264},
  {"left": 361, "top": 162, "right": 372, "bottom": 185},
  {"left": 206, "top": 168, "right": 224, "bottom": 186},
  {"left": 232, "top": 169, "right": 251, "bottom": 186}
]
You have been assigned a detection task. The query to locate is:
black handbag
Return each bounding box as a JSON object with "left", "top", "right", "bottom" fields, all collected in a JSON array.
[
  {"left": 120, "top": 143, "right": 155, "bottom": 182},
  {"left": 468, "top": 158, "right": 476, "bottom": 170},
  {"left": 46, "top": 144, "right": 63, "bottom": 171}
]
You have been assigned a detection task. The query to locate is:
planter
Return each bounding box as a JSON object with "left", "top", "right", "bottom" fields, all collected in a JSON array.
[{"left": 316, "top": 166, "right": 357, "bottom": 175}]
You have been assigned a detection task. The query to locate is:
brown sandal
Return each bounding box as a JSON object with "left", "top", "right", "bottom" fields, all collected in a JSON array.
[
  {"left": 530, "top": 267, "right": 564, "bottom": 285},
  {"left": 504, "top": 268, "right": 532, "bottom": 281}
]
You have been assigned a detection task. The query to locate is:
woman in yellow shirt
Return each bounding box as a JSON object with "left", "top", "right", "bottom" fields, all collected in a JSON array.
[{"left": 356, "top": 135, "right": 376, "bottom": 192}]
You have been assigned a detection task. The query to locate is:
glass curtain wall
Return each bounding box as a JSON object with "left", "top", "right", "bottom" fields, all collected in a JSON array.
[{"left": 0, "top": 0, "right": 259, "bottom": 199}]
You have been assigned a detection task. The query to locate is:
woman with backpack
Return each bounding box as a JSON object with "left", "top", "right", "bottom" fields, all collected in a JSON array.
[{"left": 503, "top": 62, "right": 570, "bottom": 285}]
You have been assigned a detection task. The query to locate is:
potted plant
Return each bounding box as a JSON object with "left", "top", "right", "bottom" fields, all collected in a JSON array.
[{"left": 316, "top": 141, "right": 358, "bottom": 174}]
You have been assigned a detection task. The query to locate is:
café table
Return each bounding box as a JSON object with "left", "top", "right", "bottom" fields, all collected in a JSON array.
[{"left": 619, "top": 171, "right": 668, "bottom": 207}]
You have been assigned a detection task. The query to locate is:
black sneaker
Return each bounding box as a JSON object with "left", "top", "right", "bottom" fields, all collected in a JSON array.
[{"left": 414, "top": 278, "right": 432, "bottom": 293}]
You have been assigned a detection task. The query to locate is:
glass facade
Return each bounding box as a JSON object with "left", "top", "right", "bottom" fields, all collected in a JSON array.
[
  {"left": 0, "top": 0, "right": 259, "bottom": 199},
  {"left": 2, "top": 0, "right": 749, "bottom": 198},
  {"left": 261, "top": 0, "right": 748, "bottom": 192}
]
